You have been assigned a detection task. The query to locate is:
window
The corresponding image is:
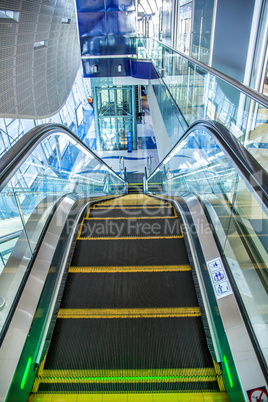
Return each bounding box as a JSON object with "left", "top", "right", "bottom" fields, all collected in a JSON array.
[
  {"left": 34, "top": 40, "right": 48, "bottom": 50},
  {"left": 0, "top": 9, "right": 19, "bottom": 23}
]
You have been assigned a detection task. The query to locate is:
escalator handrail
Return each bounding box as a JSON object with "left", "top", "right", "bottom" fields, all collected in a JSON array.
[
  {"left": 147, "top": 119, "right": 268, "bottom": 210},
  {"left": 0, "top": 123, "right": 125, "bottom": 192},
  {"left": 145, "top": 37, "right": 268, "bottom": 109}
]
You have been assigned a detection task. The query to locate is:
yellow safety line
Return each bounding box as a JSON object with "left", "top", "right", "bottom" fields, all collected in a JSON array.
[
  {"left": 40, "top": 367, "right": 216, "bottom": 379},
  {"left": 32, "top": 355, "right": 47, "bottom": 393},
  {"left": 28, "top": 392, "right": 229, "bottom": 400},
  {"left": 213, "top": 359, "right": 226, "bottom": 392},
  {"left": 35, "top": 376, "right": 217, "bottom": 384},
  {"left": 78, "top": 235, "right": 184, "bottom": 240},
  {"left": 69, "top": 265, "right": 191, "bottom": 273},
  {"left": 32, "top": 368, "right": 220, "bottom": 393},
  {"left": 92, "top": 206, "right": 171, "bottom": 209},
  {"left": 77, "top": 217, "right": 85, "bottom": 238},
  {"left": 57, "top": 307, "right": 201, "bottom": 319},
  {"left": 84, "top": 216, "right": 177, "bottom": 220}
]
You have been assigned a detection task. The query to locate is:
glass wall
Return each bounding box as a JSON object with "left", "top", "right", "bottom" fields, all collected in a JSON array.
[
  {"left": 146, "top": 125, "right": 268, "bottom": 368},
  {"left": 0, "top": 128, "right": 125, "bottom": 338},
  {"left": 142, "top": 38, "right": 268, "bottom": 173}
]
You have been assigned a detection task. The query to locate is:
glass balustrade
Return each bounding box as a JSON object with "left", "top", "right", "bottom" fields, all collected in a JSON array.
[
  {"left": 135, "top": 37, "right": 268, "bottom": 173},
  {"left": 145, "top": 125, "right": 268, "bottom": 369},
  {"left": 0, "top": 127, "right": 126, "bottom": 337}
]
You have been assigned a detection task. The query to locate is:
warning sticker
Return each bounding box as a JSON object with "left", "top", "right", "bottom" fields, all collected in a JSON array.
[
  {"left": 207, "top": 257, "right": 233, "bottom": 299},
  {"left": 247, "top": 386, "right": 268, "bottom": 402}
]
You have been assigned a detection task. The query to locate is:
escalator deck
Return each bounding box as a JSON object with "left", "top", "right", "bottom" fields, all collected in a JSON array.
[{"left": 30, "top": 194, "right": 228, "bottom": 400}]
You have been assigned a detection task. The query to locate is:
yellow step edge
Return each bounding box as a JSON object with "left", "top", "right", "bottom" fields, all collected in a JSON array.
[
  {"left": 57, "top": 307, "right": 201, "bottom": 319},
  {"left": 34, "top": 376, "right": 218, "bottom": 384},
  {"left": 28, "top": 392, "right": 229, "bottom": 401},
  {"left": 84, "top": 216, "right": 177, "bottom": 220},
  {"left": 213, "top": 359, "right": 226, "bottom": 392},
  {"left": 91, "top": 206, "right": 171, "bottom": 209},
  {"left": 78, "top": 235, "right": 184, "bottom": 240},
  {"left": 37, "top": 367, "right": 217, "bottom": 378},
  {"left": 69, "top": 265, "right": 191, "bottom": 273},
  {"left": 32, "top": 367, "right": 220, "bottom": 394}
]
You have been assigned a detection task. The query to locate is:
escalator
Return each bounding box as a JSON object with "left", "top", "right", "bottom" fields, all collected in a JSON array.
[
  {"left": 30, "top": 194, "right": 227, "bottom": 399},
  {"left": 0, "top": 121, "right": 267, "bottom": 402}
]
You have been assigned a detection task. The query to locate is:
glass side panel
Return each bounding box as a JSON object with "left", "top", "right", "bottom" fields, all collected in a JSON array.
[
  {"left": 136, "top": 38, "right": 268, "bottom": 173},
  {"left": 146, "top": 127, "right": 268, "bottom": 366},
  {"left": 0, "top": 129, "right": 125, "bottom": 337}
]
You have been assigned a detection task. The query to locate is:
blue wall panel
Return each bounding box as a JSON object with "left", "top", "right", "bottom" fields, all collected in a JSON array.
[
  {"left": 106, "top": 0, "right": 135, "bottom": 11},
  {"left": 76, "top": 0, "right": 105, "bottom": 12},
  {"left": 78, "top": 12, "right": 106, "bottom": 36},
  {"left": 76, "top": 0, "right": 136, "bottom": 55},
  {"left": 106, "top": 11, "right": 136, "bottom": 35}
]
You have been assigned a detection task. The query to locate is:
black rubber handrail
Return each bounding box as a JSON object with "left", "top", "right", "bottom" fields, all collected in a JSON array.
[
  {"left": 146, "top": 37, "right": 268, "bottom": 109},
  {"left": 0, "top": 123, "right": 125, "bottom": 192},
  {"left": 147, "top": 119, "right": 268, "bottom": 211}
]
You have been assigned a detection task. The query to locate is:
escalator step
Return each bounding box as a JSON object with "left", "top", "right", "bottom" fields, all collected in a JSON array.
[
  {"left": 88, "top": 207, "right": 175, "bottom": 218},
  {"left": 37, "top": 380, "right": 221, "bottom": 393},
  {"left": 60, "top": 271, "right": 199, "bottom": 309},
  {"left": 79, "top": 218, "right": 182, "bottom": 238},
  {"left": 71, "top": 238, "right": 189, "bottom": 267},
  {"left": 42, "top": 317, "right": 214, "bottom": 370}
]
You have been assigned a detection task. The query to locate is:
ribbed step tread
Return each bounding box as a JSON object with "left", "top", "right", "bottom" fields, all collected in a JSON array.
[
  {"left": 79, "top": 218, "right": 181, "bottom": 238},
  {"left": 61, "top": 271, "right": 199, "bottom": 309},
  {"left": 88, "top": 207, "right": 175, "bottom": 218},
  {"left": 38, "top": 318, "right": 214, "bottom": 370},
  {"left": 71, "top": 238, "right": 189, "bottom": 266}
]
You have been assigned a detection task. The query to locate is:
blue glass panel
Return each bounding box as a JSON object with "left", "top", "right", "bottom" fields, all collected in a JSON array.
[
  {"left": 131, "top": 60, "right": 158, "bottom": 79},
  {"left": 106, "top": 11, "right": 136, "bottom": 35},
  {"left": 109, "top": 57, "right": 131, "bottom": 76},
  {"left": 81, "top": 36, "right": 108, "bottom": 56},
  {"left": 106, "top": 0, "right": 135, "bottom": 11},
  {"left": 81, "top": 36, "right": 137, "bottom": 56},
  {"left": 107, "top": 35, "right": 137, "bottom": 55},
  {"left": 77, "top": 12, "right": 106, "bottom": 36},
  {"left": 82, "top": 58, "right": 109, "bottom": 77},
  {"left": 76, "top": 0, "right": 105, "bottom": 12}
]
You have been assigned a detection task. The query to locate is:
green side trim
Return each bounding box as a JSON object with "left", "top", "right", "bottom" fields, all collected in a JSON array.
[
  {"left": 20, "top": 357, "right": 32, "bottom": 389},
  {"left": 224, "top": 355, "right": 233, "bottom": 388}
]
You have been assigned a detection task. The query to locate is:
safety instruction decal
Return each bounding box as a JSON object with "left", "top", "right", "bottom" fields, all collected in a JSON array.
[
  {"left": 207, "top": 257, "right": 233, "bottom": 299},
  {"left": 247, "top": 386, "right": 268, "bottom": 402}
]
